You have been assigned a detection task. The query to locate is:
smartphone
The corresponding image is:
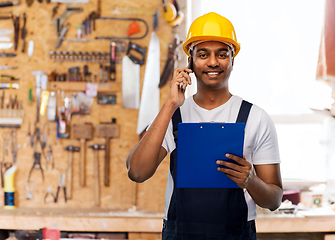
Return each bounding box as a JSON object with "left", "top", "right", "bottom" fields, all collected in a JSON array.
[
  {"left": 179, "top": 57, "right": 193, "bottom": 92},
  {"left": 187, "top": 56, "right": 193, "bottom": 71}
]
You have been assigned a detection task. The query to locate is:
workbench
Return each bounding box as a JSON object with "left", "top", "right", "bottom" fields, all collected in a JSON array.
[{"left": 1, "top": 208, "right": 335, "bottom": 240}]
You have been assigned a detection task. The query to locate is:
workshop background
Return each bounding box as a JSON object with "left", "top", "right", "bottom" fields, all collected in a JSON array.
[
  {"left": 2, "top": 0, "right": 335, "bottom": 240},
  {"left": 0, "top": 0, "right": 180, "bottom": 214}
]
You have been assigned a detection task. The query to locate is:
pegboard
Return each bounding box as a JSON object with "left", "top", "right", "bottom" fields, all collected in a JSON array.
[{"left": 0, "top": 0, "right": 176, "bottom": 213}]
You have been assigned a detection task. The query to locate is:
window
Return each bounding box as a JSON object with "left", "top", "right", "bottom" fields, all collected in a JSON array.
[{"left": 187, "top": 0, "right": 333, "bottom": 183}]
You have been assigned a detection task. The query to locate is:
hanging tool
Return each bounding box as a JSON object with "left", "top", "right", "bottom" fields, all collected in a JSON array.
[
  {"left": 0, "top": 83, "right": 19, "bottom": 89},
  {"left": 28, "top": 122, "right": 34, "bottom": 147},
  {"left": 0, "top": 0, "right": 20, "bottom": 8},
  {"left": 159, "top": 36, "right": 183, "bottom": 88},
  {"left": 104, "top": 66, "right": 108, "bottom": 82},
  {"left": 127, "top": 21, "right": 140, "bottom": 36},
  {"left": 1, "top": 132, "right": 12, "bottom": 188},
  {"left": 0, "top": 75, "right": 19, "bottom": 81},
  {"left": 25, "top": 180, "right": 34, "bottom": 200},
  {"left": 12, "top": 14, "right": 20, "bottom": 51},
  {"left": 64, "top": 145, "right": 79, "bottom": 199},
  {"left": 28, "top": 82, "right": 33, "bottom": 105},
  {"left": 44, "top": 185, "right": 55, "bottom": 203},
  {"left": 0, "top": 43, "right": 13, "bottom": 49},
  {"left": 31, "top": 70, "right": 46, "bottom": 123},
  {"left": 0, "top": 13, "right": 12, "bottom": 20},
  {"left": 0, "top": 52, "right": 16, "bottom": 57},
  {"left": 10, "top": 129, "right": 17, "bottom": 164},
  {"left": 110, "top": 42, "right": 116, "bottom": 81},
  {"left": 28, "top": 152, "right": 44, "bottom": 182},
  {"left": 73, "top": 124, "right": 93, "bottom": 187},
  {"left": 45, "top": 145, "right": 54, "bottom": 169},
  {"left": 41, "top": 123, "right": 49, "bottom": 150},
  {"left": 89, "top": 0, "right": 100, "bottom": 31},
  {"left": 28, "top": 40, "right": 34, "bottom": 56},
  {"left": 0, "top": 37, "right": 10, "bottom": 42},
  {"left": 54, "top": 172, "right": 66, "bottom": 202},
  {"left": 0, "top": 66, "right": 18, "bottom": 70},
  {"left": 0, "top": 29, "right": 13, "bottom": 35},
  {"left": 88, "top": 144, "right": 105, "bottom": 206},
  {"left": 95, "top": 119, "right": 119, "bottom": 187},
  {"left": 21, "top": 13, "right": 27, "bottom": 53},
  {"left": 52, "top": 4, "right": 83, "bottom": 36},
  {"left": 95, "top": 17, "right": 148, "bottom": 40},
  {"left": 55, "top": 23, "right": 69, "bottom": 49},
  {"left": 122, "top": 55, "right": 139, "bottom": 109},
  {"left": 136, "top": 32, "right": 160, "bottom": 136},
  {"left": 126, "top": 42, "right": 146, "bottom": 65},
  {"left": 99, "top": 64, "right": 103, "bottom": 82},
  {"left": 3, "top": 164, "right": 16, "bottom": 209}
]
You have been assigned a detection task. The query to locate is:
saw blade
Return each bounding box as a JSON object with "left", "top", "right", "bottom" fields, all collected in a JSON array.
[
  {"left": 122, "top": 55, "right": 140, "bottom": 109},
  {"left": 136, "top": 32, "right": 160, "bottom": 135}
]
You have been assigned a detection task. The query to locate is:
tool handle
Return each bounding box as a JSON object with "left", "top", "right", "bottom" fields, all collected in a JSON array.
[
  {"left": 54, "top": 186, "right": 60, "bottom": 202},
  {"left": 104, "top": 138, "right": 110, "bottom": 186},
  {"left": 0, "top": 163, "right": 3, "bottom": 188},
  {"left": 110, "top": 42, "right": 116, "bottom": 81},
  {"left": 0, "top": 1, "right": 16, "bottom": 8},
  {"left": 159, "top": 57, "right": 174, "bottom": 88},
  {"left": 94, "top": 149, "right": 100, "bottom": 206},
  {"left": 67, "top": 152, "right": 73, "bottom": 199},
  {"left": 79, "top": 138, "right": 86, "bottom": 187}
]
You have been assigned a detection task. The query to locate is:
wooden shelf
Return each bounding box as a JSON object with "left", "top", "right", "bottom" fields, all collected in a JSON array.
[
  {"left": 0, "top": 208, "right": 164, "bottom": 232},
  {"left": 47, "top": 82, "right": 120, "bottom": 93},
  {"left": 2, "top": 208, "right": 335, "bottom": 235}
]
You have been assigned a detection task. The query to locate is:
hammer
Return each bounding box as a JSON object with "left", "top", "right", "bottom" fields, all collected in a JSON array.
[
  {"left": 73, "top": 123, "right": 93, "bottom": 187},
  {"left": 64, "top": 145, "right": 80, "bottom": 200},
  {"left": 95, "top": 118, "right": 119, "bottom": 186},
  {"left": 89, "top": 144, "right": 105, "bottom": 206}
]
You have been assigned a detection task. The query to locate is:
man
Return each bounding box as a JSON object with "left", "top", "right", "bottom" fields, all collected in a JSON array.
[{"left": 126, "top": 12, "right": 283, "bottom": 239}]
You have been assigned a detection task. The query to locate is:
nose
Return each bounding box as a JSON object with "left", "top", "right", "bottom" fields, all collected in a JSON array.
[{"left": 207, "top": 53, "right": 219, "bottom": 68}]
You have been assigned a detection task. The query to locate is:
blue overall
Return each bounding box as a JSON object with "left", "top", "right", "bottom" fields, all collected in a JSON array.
[{"left": 162, "top": 100, "right": 257, "bottom": 240}]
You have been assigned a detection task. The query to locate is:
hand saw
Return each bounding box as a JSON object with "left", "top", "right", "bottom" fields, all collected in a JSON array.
[
  {"left": 122, "top": 55, "right": 140, "bottom": 109},
  {"left": 136, "top": 32, "right": 160, "bottom": 135}
]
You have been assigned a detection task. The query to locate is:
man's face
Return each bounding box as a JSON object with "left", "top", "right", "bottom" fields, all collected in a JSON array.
[{"left": 191, "top": 41, "right": 234, "bottom": 89}]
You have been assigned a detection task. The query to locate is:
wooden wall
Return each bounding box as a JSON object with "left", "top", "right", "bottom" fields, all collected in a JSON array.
[{"left": 0, "top": 0, "right": 176, "bottom": 213}]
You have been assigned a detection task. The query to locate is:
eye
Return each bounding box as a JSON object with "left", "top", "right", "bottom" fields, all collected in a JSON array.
[
  {"left": 198, "top": 53, "right": 207, "bottom": 58},
  {"left": 218, "top": 51, "right": 229, "bottom": 58}
]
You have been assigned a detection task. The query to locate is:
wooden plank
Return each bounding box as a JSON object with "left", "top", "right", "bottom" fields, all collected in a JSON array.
[
  {"left": 325, "top": 235, "right": 335, "bottom": 240},
  {"left": 256, "top": 216, "right": 335, "bottom": 233}
]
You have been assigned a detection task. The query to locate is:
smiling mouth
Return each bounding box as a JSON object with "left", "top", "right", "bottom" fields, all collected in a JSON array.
[{"left": 204, "top": 71, "right": 223, "bottom": 77}]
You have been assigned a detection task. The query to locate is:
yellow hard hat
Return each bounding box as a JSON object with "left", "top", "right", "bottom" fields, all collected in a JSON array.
[{"left": 183, "top": 12, "right": 240, "bottom": 57}]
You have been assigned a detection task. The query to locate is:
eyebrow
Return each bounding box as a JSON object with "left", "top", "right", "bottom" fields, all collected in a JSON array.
[{"left": 196, "top": 47, "right": 229, "bottom": 53}]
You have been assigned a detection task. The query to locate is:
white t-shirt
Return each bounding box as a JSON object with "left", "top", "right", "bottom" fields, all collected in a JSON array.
[{"left": 162, "top": 95, "right": 281, "bottom": 221}]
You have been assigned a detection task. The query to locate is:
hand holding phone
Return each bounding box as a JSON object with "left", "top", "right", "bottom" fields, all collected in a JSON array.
[{"left": 179, "top": 57, "right": 193, "bottom": 92}]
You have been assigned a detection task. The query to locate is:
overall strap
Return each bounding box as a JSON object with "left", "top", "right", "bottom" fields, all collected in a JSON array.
[
  {"left": 172, "top": 107, "right": 182, "bottom": 144},
  {"left": 236, "top": 100, "right": 253, "bottom": 123}
]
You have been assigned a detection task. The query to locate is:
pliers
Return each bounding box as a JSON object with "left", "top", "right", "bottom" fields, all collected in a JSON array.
[
  {"left": 28, "top": 152, "right": 44, "bottom": 182},
  {"left": 46, "top": 146, "right": 54, "bottom": 170},
  {"left": 55, "top": 172, "right": 67, "bottom": 203},
  {"left": 44, "top": 185, "right": 55, "bottom": 203}
]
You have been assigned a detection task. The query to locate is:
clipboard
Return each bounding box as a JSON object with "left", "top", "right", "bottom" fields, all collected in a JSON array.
[{"left": 177, "top": 122, "right": 245, "bottom": 188}]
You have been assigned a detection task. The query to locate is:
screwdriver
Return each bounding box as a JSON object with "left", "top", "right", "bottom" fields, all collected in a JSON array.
[{"left": 0, "top": 75, "right": 19, "bottom": 81}]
